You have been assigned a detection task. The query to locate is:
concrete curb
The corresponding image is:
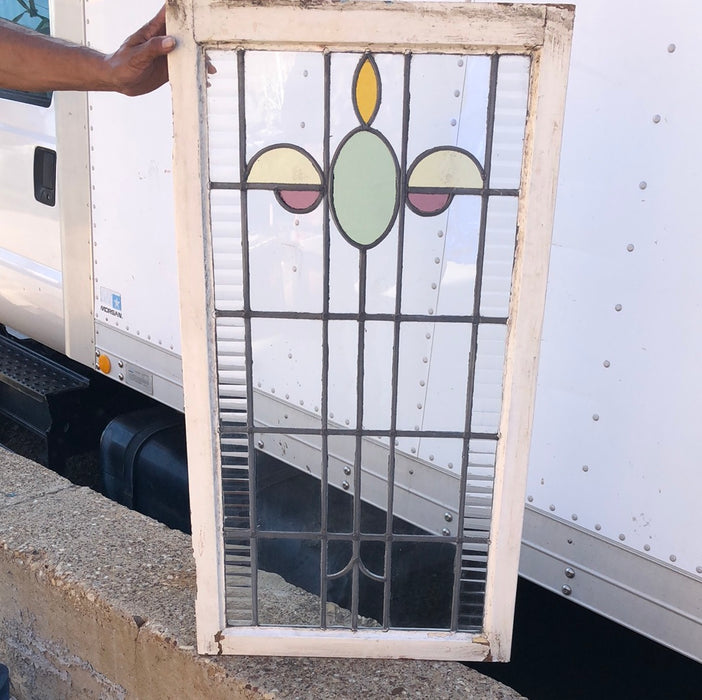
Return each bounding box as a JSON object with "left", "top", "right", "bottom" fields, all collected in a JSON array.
[{"left": 0, "top": 449, "right": 524, "bottom": 699}]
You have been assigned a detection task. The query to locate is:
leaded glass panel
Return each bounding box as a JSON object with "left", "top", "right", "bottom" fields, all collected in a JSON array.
[{"left": 207, "top": 48, "right": 528, "bottom": 632}]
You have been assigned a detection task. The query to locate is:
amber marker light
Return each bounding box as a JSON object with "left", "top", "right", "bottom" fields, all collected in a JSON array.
[{"left": 97, "top": 354, "right": 112, "bottom": 374}]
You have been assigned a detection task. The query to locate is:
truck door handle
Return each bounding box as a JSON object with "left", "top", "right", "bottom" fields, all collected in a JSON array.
[{"left": 34, "top": 147, "right": 56, "bottom": 207}]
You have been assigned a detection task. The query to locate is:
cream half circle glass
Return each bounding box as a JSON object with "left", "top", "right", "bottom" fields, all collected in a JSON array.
[
  {"left": 407, "top": 148, "right": 485, "bottom": 216},
  {"left": 247, "top": 145, "right": 324, "bottom": 214}
]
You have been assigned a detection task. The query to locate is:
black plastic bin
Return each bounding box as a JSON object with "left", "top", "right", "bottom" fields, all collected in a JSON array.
[
  {"left": 0, "top": 663, "right": 9, "bottom": 700},
  {"left": 100, "top": 406, "right": 190, "bottom": 533}
]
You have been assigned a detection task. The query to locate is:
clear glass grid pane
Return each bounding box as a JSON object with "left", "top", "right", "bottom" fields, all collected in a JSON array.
[
  {"left": 248, "top": 190, "right": 324, "bottom": 313},
  {"left": 251, "top": 318, "right": 322, "bottom": 429},
  {"left": 420, "top": 322, "right": 473, "bottom": 433},
  {"left": 434, "top": 195, "right": 482, "bottom": 317},
  {"left": 245, "top": 51, "right": 325, "bottom": 166},
  {"left": 328, "top": 321, "right": 359, "bottom": 430},
  {"left": 362, "top": 321, "right": 394, "bottom": 431}
]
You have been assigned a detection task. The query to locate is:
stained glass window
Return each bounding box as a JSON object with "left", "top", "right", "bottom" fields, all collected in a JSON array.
[
  {"left": 208, "top": 49, "right": 528, "bottom": 631},
  {"left": 170, "top": 0, "right": 574, "bottom": 660}
]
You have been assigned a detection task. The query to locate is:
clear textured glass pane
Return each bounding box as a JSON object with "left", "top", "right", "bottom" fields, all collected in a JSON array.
[
  {"left": 221, "top": 421, "right": 252, "bottom": 616},
  {"left": 416, "top": 437, "right": 464, "bottom": 477},
  {"left": 480, "top": 196, "right": 519, "bottom": 317},
  {"left": 359, "top": 539, "right": 386, "bottom": 627},
  {"left": 224, "top": 539, "right": 253, "bottom": 626},
  {"left": 466, "top": 439, "right": 497, "bottom": 493},
  {"left": 329, "top": 53, "right": 362, "bottom": 164},
  {"left": 472, "top": 324, "right": 508, "bottom": 434},
  {"left": 327, "top": 435, "right": 392, "bottom": 536},
  {"left": 362, "top": 53, "right": 405, "bottom": 156},
  {"left": 326, "top": 540, "right": 353, "bottom": 624},
  {"left": 211, "top": 190, "right": 244, "bottom": 312},
  {"left": 458, "top": 439, "right": 496, "bottom": 631},
  {"left": 358, "top": 439, "right": 389, "bottom": 535},
  {"left": 464, "top": 440, "right": 496, "bottom": 535},
  {"left": 217, "top": 317, "right": 247, "bottom": 427},
  {"left": 490, "top": 55, "right": 531, "bottom": 190},
  {"left": 396, "top": 322, "right": 472, "bottom": 433},
  {"left": 325, "top": 541, "right": 385, "bottom": 629},
  {"left": 456, "top": 56, "right": 491, "bottom": 164},
  {"left": 402, "top": 54, "right": 488, "bottom": 320},
  {"left": 457, "top": 539, "right": 488, "bottom": 631},
  {"left": 207, "top": 50, "right": 240, "bottom": 183},
  {"left": 402, "top": 196, "right": 482, "bottom": 317},
  {"left": 222, "top": 458, "right": 251, "bottom": 528}
]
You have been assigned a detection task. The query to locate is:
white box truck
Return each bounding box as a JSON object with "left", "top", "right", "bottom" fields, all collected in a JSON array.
[{"left": 0, "top": 0, "right": 699, "bottom": 662}]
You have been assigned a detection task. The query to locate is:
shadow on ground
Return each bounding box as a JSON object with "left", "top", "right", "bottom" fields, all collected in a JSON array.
[{"left": 469, "top": 578, "right": 702, "bottom": 700}]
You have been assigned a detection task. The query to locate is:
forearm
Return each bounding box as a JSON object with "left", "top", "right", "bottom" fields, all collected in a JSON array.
[{"left": 0, "top": 20, "right": 115, "bottom": 92}]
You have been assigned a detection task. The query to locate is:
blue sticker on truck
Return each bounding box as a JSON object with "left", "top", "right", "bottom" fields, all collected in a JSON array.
[{"left": 99, "top": 287, "right": 123, "bottom": 319}]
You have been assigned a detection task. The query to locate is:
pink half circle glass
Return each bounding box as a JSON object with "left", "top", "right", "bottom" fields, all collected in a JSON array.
[
  {"left": 276, "top": 189, "right": 324, "bottom": 213},
  {"left": 407, "top": 192, "right": 452, "bottom": 216}
]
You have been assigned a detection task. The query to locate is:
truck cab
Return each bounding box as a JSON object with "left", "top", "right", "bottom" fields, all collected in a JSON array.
[
  {"left": 0, "top": 1, "right": 62, "bottom": 350},
  {"left": 0, "top": 0, "right": 183, "bottom": 408}
]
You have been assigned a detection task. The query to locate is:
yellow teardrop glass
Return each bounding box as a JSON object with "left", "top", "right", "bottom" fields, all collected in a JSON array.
[{"left": 354, "top": 57, "right": 380, "bottom": 126}]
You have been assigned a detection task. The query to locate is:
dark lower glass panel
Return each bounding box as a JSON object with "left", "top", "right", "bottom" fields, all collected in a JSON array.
[
  {"left": 257, "top": 538, "right": 322, "bottom": 626},
  {"left": 255, "top": 449, "right": 321, "bottom": 532},
  {"left": 389, "top": 540, "right": 456, "bottom": 629}
]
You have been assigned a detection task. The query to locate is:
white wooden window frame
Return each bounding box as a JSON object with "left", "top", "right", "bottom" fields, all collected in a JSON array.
[{"left": 167, "top": 0, "right": 573, "bottom": 661}]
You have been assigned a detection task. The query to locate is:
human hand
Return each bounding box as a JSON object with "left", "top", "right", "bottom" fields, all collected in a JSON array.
[{"left": 104, "top": 6, "right": 175, "bottom": 96}]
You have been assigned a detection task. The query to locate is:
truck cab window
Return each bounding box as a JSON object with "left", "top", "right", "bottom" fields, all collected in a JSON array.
[{"left": 0, "top": 0, "right": 52, "bottom": 107}]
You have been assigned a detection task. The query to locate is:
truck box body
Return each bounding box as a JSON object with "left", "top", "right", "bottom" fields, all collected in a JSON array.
[
  {"left": 0, "top": 0, "right": 699, "bottom": 661},
  {"left": 499, "top": 0, "right": 702, "bottom": 660}
]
